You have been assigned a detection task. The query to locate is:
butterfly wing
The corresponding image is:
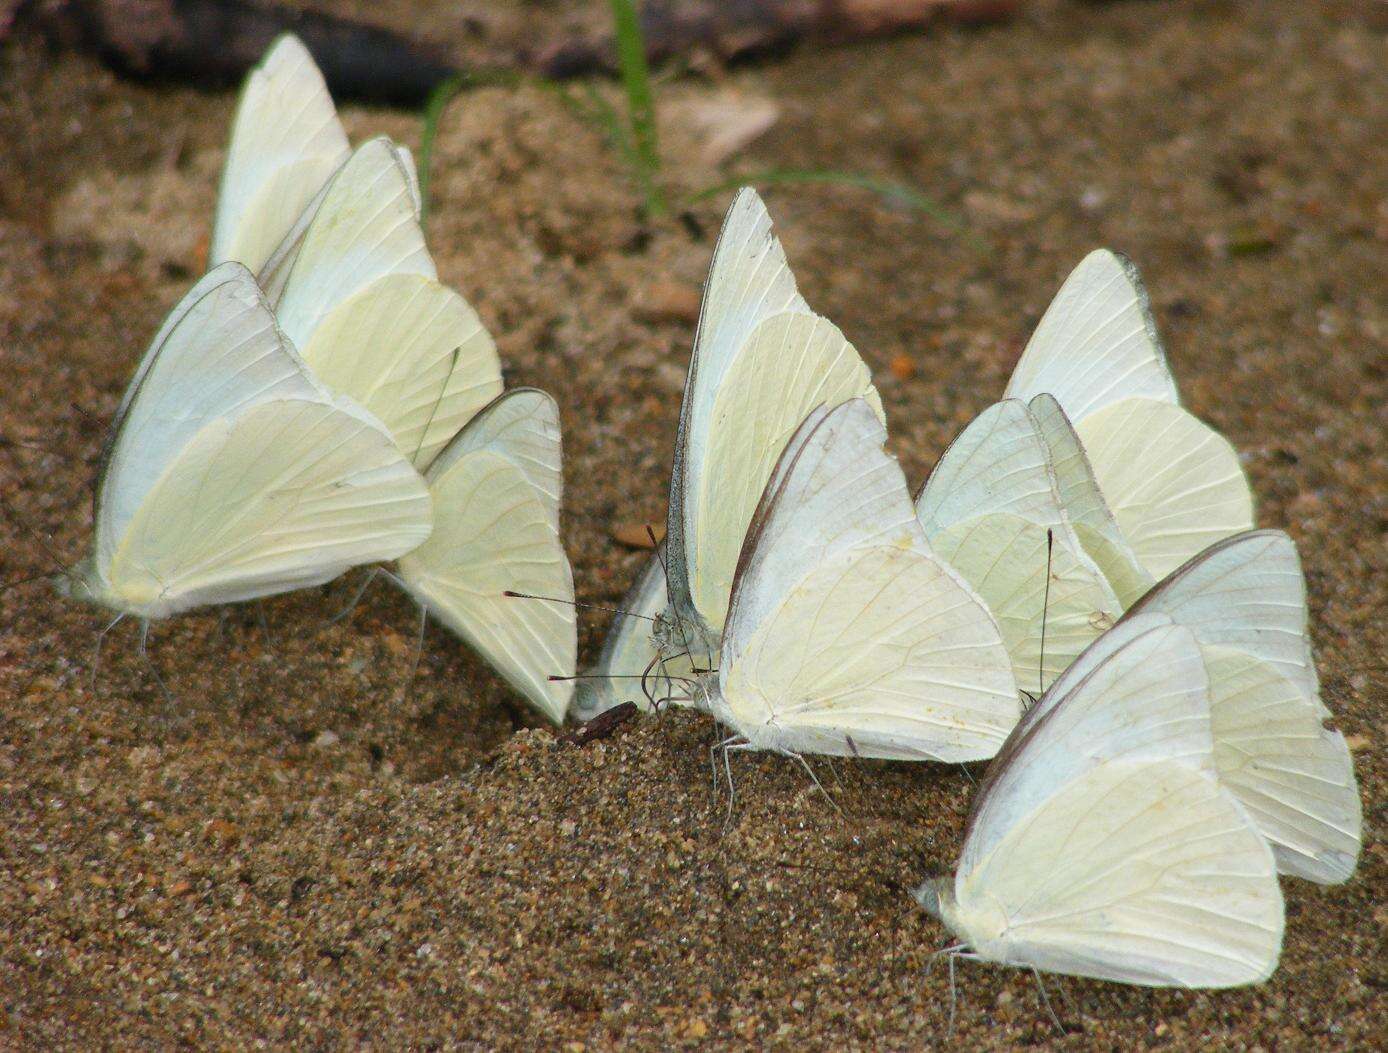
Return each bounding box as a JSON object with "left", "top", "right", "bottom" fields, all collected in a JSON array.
[
  {"left": 716, "top": 400, "right": 1017, "bottom": 761},
  {"left": 1026, "top": 393, "right": 1153, "bottom": 606},
  {"left": 1003, "top": 249, "right": 1178, "bottom": 420},
  {"left": 1075, "top": 397, "right": 1254, "bottom": 579},
  {"left": 210, "top": 35, "right": 350, "bottom": 274},
  {"left": 951, "top": 620, "right": 1283, "bottom": 987},
  {"left": 1124, "top": 530, "right": 1361, "bottom": 883},
  {"left": 1125, "top": 530, "right": 1318, "bottom": 697},
  {"left": 956, "top": 760, "right": 1283, "bottom": 987},
  {"left": 296, "top": 274, "right": 503, "bottom": 469},
  {"left": 916, "top": 399, "right": 1121, "bottom": 689},
  {"left": 105, "top": 398, "right": 432, "bottom": 614},
  {"left": 96, "top": 263, "right": 326, "bottom": 571},
  {"left": 1002, "top": 251, "right": 1253, "bottom": 582},
  {"left": 92, "top": 264, "right": 430, "bottom": 615},
  {"left": 1204, "top": 648, "right": 1360, "bottom": 884},
  {"left": 396, "top": 390, "right": 576, "bottom": 723},
  {"left": 272, "top": 138, "right": 436, "bottom": 345},
  {"left": 666, "top": 190, "right": 882, "bottom": 642}
]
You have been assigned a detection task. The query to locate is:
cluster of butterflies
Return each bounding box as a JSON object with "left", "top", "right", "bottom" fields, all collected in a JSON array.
[{"left": 55, "top": 35, "right": 1360, "bottom": 995}]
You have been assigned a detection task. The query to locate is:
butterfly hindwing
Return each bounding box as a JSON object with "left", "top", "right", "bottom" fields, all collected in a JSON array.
[
  {"left": 397, "top": 390, "right": 576, "bottom": 723},
  {"left": 715, "top": 400, "right": 1018, "bottom": 761}
]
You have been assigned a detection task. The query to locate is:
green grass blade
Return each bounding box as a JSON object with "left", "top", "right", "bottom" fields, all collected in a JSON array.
[
  {"left": 608, "top": 0, "right": 666, "bottom": 218},
  {"left": 689, "top": 167, "right": 984, "bottom": 249},
  {"left": 418, "top": 75, "right": 465, "bottom": 227}
]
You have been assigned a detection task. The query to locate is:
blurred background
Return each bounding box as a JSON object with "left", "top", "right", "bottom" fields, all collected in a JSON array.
[{"left": 0, "top": 1, "right": 1382, "bottom": 1047}]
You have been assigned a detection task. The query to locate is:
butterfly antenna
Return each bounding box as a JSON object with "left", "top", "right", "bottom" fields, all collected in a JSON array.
[
  {"left": 0, "top": 571, "right": 54, "bottom": 596},
  {"left": 551, "top": 672, "right": 694, "bottom": 684},
  {"left": 0, "top": 495, "right": 76, "bottom": 580},
  {"left": 1037, "top": 527, "right": 1054, "bottom": 701},
  {"left": 69, "top": 400, "right": 101, "bottom": 426},
  {"left": 411, "top": 344, "right": 462, "bottom": 467},
  {"left": 503, "top": 591, "right": 655, "bottom": 621}
]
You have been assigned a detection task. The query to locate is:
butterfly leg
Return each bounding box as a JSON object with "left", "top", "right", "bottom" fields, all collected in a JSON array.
[
  {"left": 707, "top": 733, "right": 745, "bottom": 834},
  {"left": 397, "top": 603, "right": 429, "bottom": 705},
  {"left": 1030, "top": 966, "right": 1066, "bottom": 1034},
  {"left": 256, "top": 601, "right": 275, "bottom": 648},
  {"left": 708, "top": 729, "right": 736, "bottom": 795},
  {"left": 721, "top": 740, "right": 738, "bottom": 835},
  {"left": 138, "top": 618, "right": 173, "bottom": 704},
  {"left": 89, "top": 612, "right": 126, "bottom": 695},
  {"left": 323, "top": 567, "right": 381, "bottom": 629},
  {"left": 947, "top": 947, "right": 959, "bottom": 1037},
  {"left": 783, "top": 749, "right": 843, "bottom": 818}
]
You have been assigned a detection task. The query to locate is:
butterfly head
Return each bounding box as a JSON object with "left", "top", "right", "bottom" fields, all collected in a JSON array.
[
  {"left": 53, "top": 554, "right": 175, "bottom": 619},
  {"left": 915, "top": 877, "right": 1008, "bottom": 956},
  {"left": 52, "top": 554, "right": 104, "bottom": 607},
  {"left": 651, "top": 602, "right": 720, "bottom": 674}
]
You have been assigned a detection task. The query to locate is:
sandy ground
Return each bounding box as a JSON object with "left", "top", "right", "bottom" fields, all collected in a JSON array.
[{"left": 0, "top": 0, "right": 1383, "bottom": 1047}]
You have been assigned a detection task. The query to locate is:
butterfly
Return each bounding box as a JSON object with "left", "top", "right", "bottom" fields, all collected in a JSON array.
[
  {"left": 917, "top": 611, "right": 1284, "bottom": 987},
  {"left": 679, "top": 397, "right": 1018, "bottom": 762},
  {"left": 395, "top": 388, "right": 576, "bottom": 724},
  {"left": 574, "top": 188, "right": 884, "bottom": 720},
  {"left": 56, "top": 263, "right": 431, "bottom": 623},
  {"left": 91, "top": 34, "right": 576, "bottom": 719},
  {"left": 1002, "top": 249, "right": 1255, "bottom": 600},
  {"left": 912, "top": 249, "right": 1258, "bottom": 691},
  {"left": 915, "top": 396, "right": 1122, "bottom": 694},
  {"left": 209, "top": 34, "right": 351, "bottom": 279},
  {"left": 1120, "top": 529, "right": 1361, "bottom": 883}
]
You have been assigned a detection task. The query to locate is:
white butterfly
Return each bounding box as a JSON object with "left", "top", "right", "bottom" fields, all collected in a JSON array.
[
  {"left": 396, "top": 389, "right": 576, "bottom": 724},
  {"left": 915, "top": 396, "right": 1122, "bottom": 693},
  {"left": 1121, "top": 529, "right": 1361, "bottom": 883},
  {"left": 917, "top": 613, "right": 1284, "bottom": 987},
  {"left": 1004, "top": 250, "right": 1255, "bottom": 595},
  {"left": 56, "top": 263, "right": 432, "bottom": 621},
  {"left": 574, "top": 188, "right": 883, "bottom": 719},
  {"left": 683, "top": 398, "right": 1018, "bottom": 761},
  {"left": 202, "top": 36, "right": 576, "bottom": 719}
]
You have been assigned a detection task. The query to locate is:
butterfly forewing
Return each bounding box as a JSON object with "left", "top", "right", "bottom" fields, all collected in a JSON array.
[
  {"left": 273, "top": 138, "right": 436, "bottom": 349},
  {"left": 1003, "top": 249, "right": 1178, "bottom": 421},
  {"left": 210, "top": 35, "right": 350, "bottom": 274}
]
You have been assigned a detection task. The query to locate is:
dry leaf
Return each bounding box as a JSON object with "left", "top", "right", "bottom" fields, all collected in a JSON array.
[
  {"left": 661, "top": 88, "right": 780, "bottom": 169},
  {"left": 612, "top": 520, "right": 666, "bottom": 549},
  {"left": 634, "top": 280, "right": 701, "bottom": 325}
]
